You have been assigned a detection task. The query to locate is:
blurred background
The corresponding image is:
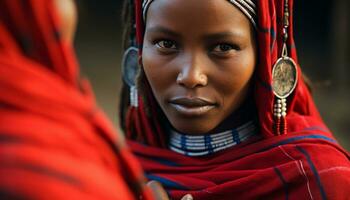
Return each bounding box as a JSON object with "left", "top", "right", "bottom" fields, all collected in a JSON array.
[{"left": 74, "top": 0, "right": 349, "bottom": 150}]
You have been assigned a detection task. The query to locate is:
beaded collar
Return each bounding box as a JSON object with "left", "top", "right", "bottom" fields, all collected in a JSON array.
[{"left": 168, "top": 121, "right": 258, "bottom": 156}]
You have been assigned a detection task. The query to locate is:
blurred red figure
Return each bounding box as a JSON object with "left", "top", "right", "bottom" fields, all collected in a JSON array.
[{"left": 0, "top": 0, "right": 153, "bottom": 199}]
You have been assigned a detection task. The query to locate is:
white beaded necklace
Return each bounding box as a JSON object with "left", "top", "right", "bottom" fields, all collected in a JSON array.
[{"left": 168, "top": 121, "right": 258, "bottom": 156}]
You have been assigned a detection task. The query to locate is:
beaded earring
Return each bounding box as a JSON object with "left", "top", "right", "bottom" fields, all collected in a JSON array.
[{"left": 272, "top": 0, "right": 298, "bottom": 135}]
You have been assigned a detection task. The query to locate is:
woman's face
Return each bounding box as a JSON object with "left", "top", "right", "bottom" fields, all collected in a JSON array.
[{"left": 142, "top": 0, "right": 257, "bottom": 134}]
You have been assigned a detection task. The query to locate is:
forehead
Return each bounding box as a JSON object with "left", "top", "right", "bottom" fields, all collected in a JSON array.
[{"left": 145, "top": 0, "right": 251, "bottom": 34}]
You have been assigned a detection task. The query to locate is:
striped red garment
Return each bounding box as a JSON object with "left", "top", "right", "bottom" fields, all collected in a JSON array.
[{"left": 0, "top": 0, "right": 153, "bottom": 199}]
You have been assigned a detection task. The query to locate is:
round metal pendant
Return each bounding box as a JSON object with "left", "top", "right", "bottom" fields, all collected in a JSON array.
[
  {"left": 122, "top": 47, "right": 139, "bottom": 87},
  {"left": 272, "top": 56, "right": 298, "bottom": 99}
]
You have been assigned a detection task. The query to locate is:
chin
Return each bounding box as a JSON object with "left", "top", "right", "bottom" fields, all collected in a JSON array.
[{"left": 170, "top": 120, "right": 216, "bottom": 135}]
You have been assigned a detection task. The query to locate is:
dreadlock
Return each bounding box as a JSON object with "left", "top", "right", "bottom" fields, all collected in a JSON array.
[{"left": 119, "top": 0, "right": 134, "bottom": 132}]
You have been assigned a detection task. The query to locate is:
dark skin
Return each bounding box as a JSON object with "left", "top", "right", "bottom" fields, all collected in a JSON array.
[{"left": 143, "top": 0, "right": 257, "bottom": 135}]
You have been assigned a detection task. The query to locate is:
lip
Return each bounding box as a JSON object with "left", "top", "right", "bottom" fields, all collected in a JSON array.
[{"left": 168, "top": 97, "right": 216, "bottom": 117}]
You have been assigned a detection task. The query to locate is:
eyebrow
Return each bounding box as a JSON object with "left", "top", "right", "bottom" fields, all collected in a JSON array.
[
  {"left": 146, "top": 26, "right": 181, "bottom": 38},
  {"left": 202, "top": 31, "right": 246, "bottom": 41},
  {"left": 146, "top": 26, "right": 247, "bottom": 41}
]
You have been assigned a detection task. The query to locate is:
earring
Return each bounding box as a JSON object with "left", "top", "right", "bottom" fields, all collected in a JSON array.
[
  {"left": 271, "top": 0, "right": 298, "bottom": 135},
  {"left": 122, "top": 46, "right": 140, "bottom": 107}
]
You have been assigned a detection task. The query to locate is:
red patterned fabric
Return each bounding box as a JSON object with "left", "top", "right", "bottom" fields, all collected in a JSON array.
[
  {"left": 0, "top": 1, "right": 153, "bottom": 199},
  {"left": 123, "top": 0, "right": 350, "bottom": 199}
]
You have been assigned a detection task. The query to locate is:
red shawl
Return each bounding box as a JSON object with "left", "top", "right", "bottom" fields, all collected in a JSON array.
[
  {"left": 124, "top": 0, "right": 350, "bottom": 199},
  {"left": 0, "top": 1, "right": 153, "bottom": 199}
]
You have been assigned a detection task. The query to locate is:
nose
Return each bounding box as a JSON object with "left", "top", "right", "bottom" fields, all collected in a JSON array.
[{"left": 176, "top": 53, "right": 208, "bottom": 88}]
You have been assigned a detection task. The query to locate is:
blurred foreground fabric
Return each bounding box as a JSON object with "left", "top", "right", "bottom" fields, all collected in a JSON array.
[{"left": 0, "top": 1, "right": 152, "bottom": 199}]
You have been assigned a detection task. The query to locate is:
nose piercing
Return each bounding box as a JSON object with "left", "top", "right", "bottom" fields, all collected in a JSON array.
[
  {"left": 199, "top": 74, "right": 207, "bottom": 85},
  {"left": 176, "top": 73, "right": 183, "bottom": 83}
]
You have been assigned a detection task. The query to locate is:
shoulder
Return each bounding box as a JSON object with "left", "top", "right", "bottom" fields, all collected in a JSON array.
[{"left": 290, "top": 143, "right": 350, "bottom": 198}]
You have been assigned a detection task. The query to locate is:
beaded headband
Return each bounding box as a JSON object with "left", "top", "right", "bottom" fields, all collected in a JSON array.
[{"left": 142, "top": 0, "right": 257, "bottom": 28}]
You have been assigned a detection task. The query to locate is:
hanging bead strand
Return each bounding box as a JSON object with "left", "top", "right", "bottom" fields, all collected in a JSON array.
[{"left": 272, "top": 0, "right": 297, "bottom": 135}]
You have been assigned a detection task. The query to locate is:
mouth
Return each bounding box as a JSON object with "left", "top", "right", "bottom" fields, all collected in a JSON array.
[{"left": 168, "top": 97, "right": 216, "bottom": 117}]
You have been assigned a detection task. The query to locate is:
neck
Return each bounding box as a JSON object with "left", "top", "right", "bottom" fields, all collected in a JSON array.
[
  {"left": 168, "top": 120, "right": 258, "bottom": 156},
  {"left": 210, "top": 97, "right": 257, "bottom": 133},
  {"left": 167, "top": 99, "right": 259, "bottom": 156}
]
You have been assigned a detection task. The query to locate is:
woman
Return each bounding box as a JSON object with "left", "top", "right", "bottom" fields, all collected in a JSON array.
[
  {"left": 0, "top": 0, "right": 153, "bottom": 199},
  {"left": 120, "top": 0, "right": 350, "bottom": 199}
]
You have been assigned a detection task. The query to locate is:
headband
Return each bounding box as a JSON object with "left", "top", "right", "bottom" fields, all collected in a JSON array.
[{"left": 142, "top": 0, "right": 257, "bottom": 28}]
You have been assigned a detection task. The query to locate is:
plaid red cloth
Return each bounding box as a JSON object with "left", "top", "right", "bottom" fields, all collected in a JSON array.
[
  {"left": 123, "top": 0, "right": 350, "bottom": 199},
  {"left": 0, "top": 0, "right": 153, "bottom": 199}
]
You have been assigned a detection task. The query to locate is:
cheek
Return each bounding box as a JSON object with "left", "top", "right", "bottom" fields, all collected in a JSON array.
[
  {"left": 141, "top": 46, "right": 173, "bottom": 97},
  {"left": 223, "top": 61, "right": 254, "bottom": 86},
  {"left": 216, "top": 52, "right": 256, "bottom": 100}
]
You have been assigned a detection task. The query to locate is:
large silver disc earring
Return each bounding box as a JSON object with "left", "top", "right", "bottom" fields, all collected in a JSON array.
[
  {"left": 272, "top": 0, "right": 298, "bottom": 135},
  {"left": 122, "top": 46, "right": 140, "bottom": 107}
]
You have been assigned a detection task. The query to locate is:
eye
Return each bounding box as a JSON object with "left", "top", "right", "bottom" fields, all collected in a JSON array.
[
  {"left": 155, "top": 40, "right": 177, "bottom": 50},
  {"left": 212, "top": 43, "right": 238, "bottom": 53}
]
